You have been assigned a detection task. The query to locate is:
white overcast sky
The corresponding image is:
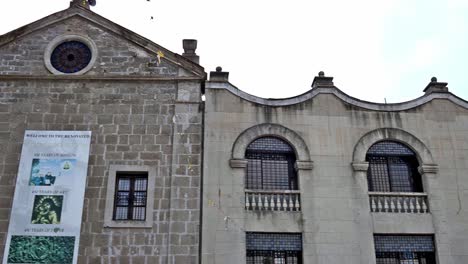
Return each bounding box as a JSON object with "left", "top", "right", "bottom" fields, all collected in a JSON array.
[{"left": 1, "top": 0, "right": 468, "bottom": 103}]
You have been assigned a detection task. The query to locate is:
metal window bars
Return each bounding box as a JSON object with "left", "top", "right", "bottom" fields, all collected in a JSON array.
[
  {"left": 246, "top": 233, "right": 303, "bottom": 264},
  {"left": 246, "top": 137, "right": 298, "bottom": 191},
  {"left": 374, "top": 235, "right": 436, "bottom": 264},
  {"left": 113, "top": 173, "right": 148, "bottom": 221},
  {"left": 367, "top": 141, "right": 423, "bottom": 193}
]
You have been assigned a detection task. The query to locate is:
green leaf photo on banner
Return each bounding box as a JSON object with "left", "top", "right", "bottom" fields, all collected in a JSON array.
[{"left": 7, "top": 236, "right": 75, "bottom": 264}]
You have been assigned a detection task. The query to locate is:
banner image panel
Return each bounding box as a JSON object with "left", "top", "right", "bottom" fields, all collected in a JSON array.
[
  {"left": 7, "top": 236, "right": 75, "bottom": 264},
  {"left": 2, "top": 131, "right": 91, "bottom": 264}
]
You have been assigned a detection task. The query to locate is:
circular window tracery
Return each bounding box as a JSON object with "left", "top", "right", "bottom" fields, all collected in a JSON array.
[
  {"left": 50, "top": 41, "right": 92, "bottom": 74},
  {"left": 44, "top": 35, "right": 97, "bottom": 75}
]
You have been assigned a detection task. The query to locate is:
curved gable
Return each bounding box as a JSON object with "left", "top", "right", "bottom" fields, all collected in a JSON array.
[{"left": 206, "top": 73, "right": 468, "bottom": 111}]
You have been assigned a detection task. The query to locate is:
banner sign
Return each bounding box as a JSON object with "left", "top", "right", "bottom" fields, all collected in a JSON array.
[{"left": 3, "top": 131, "right": 91, "bottom": 264}]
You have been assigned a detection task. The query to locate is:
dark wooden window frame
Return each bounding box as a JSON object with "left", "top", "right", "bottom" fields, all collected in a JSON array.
[{"left": 113, "top": 172, "right": 148, "bottom": 221}]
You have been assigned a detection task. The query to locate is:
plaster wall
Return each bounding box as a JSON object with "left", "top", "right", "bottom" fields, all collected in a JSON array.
[{"left": 201, "top": 85, "right": 468, "bottom": 264}]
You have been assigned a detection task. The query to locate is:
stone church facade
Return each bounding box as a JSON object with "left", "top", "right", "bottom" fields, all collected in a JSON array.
[
  {"left": 1, "top": 2, "right": 468, "bottom": 264},
  {"left": 0, "top": 2, "right": 203, "bottom": 263}
]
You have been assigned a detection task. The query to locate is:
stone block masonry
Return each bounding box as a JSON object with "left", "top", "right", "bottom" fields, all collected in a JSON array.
[{"left": 0, "top": 78, "right": 202, "bottom": 264}]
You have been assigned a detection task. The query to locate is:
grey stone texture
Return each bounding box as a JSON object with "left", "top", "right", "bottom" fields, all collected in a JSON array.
[
  {"left": 202, "top": 71, "right": 468, "bottom": 263},
  {"left": 0, "top": 4, "right": 203, "bottom": 264}
]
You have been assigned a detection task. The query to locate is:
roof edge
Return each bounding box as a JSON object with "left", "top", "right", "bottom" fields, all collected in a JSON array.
[
  {"left": 0, "top": 6, "right": 72, "bottom": 47},
  {"left": 205, "top": 81, "right": 468, "bottom": 111},
  {"left": 0, "top": 4, "right": 205, "bottom": 78}
]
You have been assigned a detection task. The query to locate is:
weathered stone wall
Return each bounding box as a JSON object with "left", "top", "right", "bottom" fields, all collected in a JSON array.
[
  {"left": 0, "top": 16, "right": 180, "bottom": 76},
  {"left": 0, "top": 78, "right": 202, "bottom": 264},
  {"left": 0, "top": 7, "right": 203, "bottom": 263},
  {"left": 202, "top": 81, "right": 468, "bottom": 264}
]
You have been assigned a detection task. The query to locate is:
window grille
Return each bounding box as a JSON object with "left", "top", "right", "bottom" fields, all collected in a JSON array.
[
  {"left": 374, "top": 235, "right": 436, "bottom": 264},
  {"left": 113, "top": 172, "right": 148, "bottom": 221},
  {"left": 246, "top": 233, "right": 302, "bottom": 264},
  {"left": 368, "top": 141, "right": 415, "bottom": 156},
  {"left": 366, "top": 141, "right": 423, "bottom": 192},
  {"left": 246, "top": 137, "right": 297, "bottom": 190}
]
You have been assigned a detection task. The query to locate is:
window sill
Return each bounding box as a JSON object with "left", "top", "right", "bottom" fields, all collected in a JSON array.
[
  {"left": 368, "top": 191, "right": 427, "bottom": 196},
  {"left": 245, "top": 189, "right": 300, "bottom": 194},
  {"left": 104, "top": 220, "right": 152, "bottom": 229}
]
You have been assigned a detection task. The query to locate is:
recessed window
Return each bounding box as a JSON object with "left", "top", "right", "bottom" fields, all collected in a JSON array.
[
  {"left": 366, "top": 141, "right": 423, "bottom": 192},
  {"left": 113, "top": 172, "right": 148, "bottom": 221},
  {"left": 245, "top": 137, "right": 297, "bottom": 190},
  {"left": 50, "top": 41, "right": 92, "bottom": 74},
  {"left": 246, "top": 232, "right": 303, "bottom": 264},
  {"left": 104, "top": 165, "right": 155, "bottom": 228},
  {"left": 374, "top": 235, "right": 436, "bottom": 264}
]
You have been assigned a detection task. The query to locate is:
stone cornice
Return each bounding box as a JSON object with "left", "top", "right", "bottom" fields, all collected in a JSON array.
[
  {"left": 0, "top": 75, "right": 203, "bottom": 82},
  {"left": 205, "top": 82, "right": 468, "bottom": 110}
]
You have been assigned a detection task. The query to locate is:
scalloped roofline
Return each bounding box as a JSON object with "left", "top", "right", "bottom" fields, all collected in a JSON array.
[
  {"left": 0, "top": 4, "right": 205, "bottom": 78},
  {"left": 205, "top": 81, "right": 468, "bottom": 111}
]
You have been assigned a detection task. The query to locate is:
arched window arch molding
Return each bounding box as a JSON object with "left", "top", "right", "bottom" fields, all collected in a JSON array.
[
  {"left": 230, "top": 123, "right": 313, "bottom": 170},
  {"left": 352, "top": 128, "right": 438, "bottom": 174}
]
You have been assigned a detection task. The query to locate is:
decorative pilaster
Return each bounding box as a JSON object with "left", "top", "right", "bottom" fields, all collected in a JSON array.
[
  {"left": 351, "top": 161, "right": 376, "bottom": 264},
  {"left": 418, "top": 163, "right": 452, "bottom": 263},
  {"left": 352, "top": 161, "right": 370, "bottom": 193}
]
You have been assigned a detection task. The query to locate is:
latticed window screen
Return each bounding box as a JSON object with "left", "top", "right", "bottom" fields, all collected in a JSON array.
[
  {"left": 374, "top": 235, "right": 436, "bottom": 264},
  {"left": 246, "top": 137, "right": 297, "bottom": 190},
  {"left": 246, "top": 233, "right": 302, "bottom": 264},
  {"left": 113, "top": 172, "right": 148, "bottom": 221},
  {"left": 366, "top": 141, "right": 423, "bottom": 192}
]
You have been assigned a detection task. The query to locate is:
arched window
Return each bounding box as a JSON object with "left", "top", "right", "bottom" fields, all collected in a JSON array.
[
  {"left": 245, "top": 137, "right": 297, "bottom": 190},
  {"left": 366, "top": 141, "right": 423, "bottom": 192}
]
